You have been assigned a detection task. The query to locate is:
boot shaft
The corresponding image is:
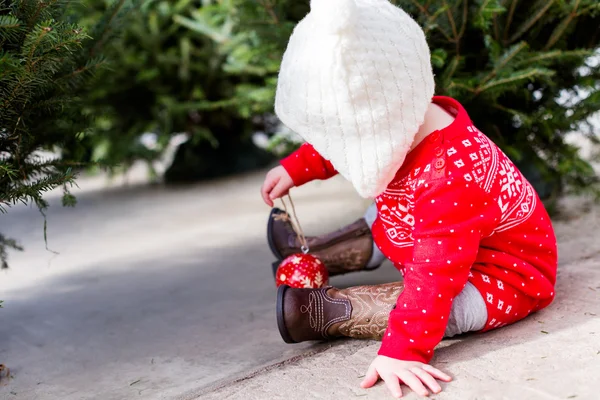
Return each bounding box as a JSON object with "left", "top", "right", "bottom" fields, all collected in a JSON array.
[
  {"left": 268, "top": 208, "right": 375, "bottom": 276},
  {"left": 277, "top": 282, "right": 403, "bottom": 344},
  {"left": 333, "top": 282, "right": 403, "bottom": 339}
]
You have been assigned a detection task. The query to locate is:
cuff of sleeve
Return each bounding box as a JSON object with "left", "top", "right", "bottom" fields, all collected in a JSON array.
[
  {"left": 378, "top": 337, "right": 431, "bottom": 364},
  {"left": 280, "top": 152, "right": 312, "bottom": 187}
]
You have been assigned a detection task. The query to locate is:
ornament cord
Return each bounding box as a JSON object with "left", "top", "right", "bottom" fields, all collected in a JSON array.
[{"left": 280, "top": 195, "right": 309, "bottom": 254}]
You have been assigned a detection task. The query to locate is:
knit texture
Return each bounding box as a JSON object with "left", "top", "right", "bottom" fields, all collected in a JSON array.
[
  {"left": 281, "top": 97, "right": 558, "bottom": 363},
  {"left": 275, "top": 0, "right": 435, "bottom": 198}
]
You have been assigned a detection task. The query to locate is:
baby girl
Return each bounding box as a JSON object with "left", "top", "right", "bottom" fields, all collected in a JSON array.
[{"left": 261, "top": 0, "right": 557, "bottom": 397}]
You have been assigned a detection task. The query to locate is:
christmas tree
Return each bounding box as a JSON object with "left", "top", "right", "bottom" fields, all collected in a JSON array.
[
  {"left": 80, "top": 1, "right": 598, "bottom": 198},
  {"left": 73, "top": 0, "right": 308, "bottom": 181},
  {"left": 0, "top": 0, "right": 127, "bottom": 269},
  {"left": 391, "top": 0, "right": 600, "bottom": 199}
]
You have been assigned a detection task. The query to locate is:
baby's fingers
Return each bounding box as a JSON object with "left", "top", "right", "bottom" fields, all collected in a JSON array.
[
  {"left": 410, "top": 367, "right": 442, "bottom": 394},
  {"left": 360, "top": 363, "right": 379, "bottom": 389},
  {"left": 269, "top": 178, "right": 290, "bottom": 201},
  {"left": 381, "top": 373, "right": 403, "bottom": 398},
  {"left": 396, "top": 370, "right": 428, "bottom": 397},
  {"left": 261, "top": 176, "right": 278, "bottom": 207},
  {"left": 422, "top": 365, "right": 452, "bottom": 382}
]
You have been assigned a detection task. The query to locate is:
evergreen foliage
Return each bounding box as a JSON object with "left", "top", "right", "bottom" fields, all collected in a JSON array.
[
  {"left": 0, "top": 0, "right": 127, "bottom": 268},
  {"left": 391, "top": 0, "right": 600, "bottom": 198},
  {"left": 80, "top": 0, "right": 599, "bottom": 196},
  {"left": 75, "top": 0, "right": 311, "bottom": 180}
]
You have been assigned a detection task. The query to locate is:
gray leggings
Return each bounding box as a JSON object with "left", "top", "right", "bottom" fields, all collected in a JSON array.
[{"left": 363, "top": 204, "right": 488, "bottom": 337}]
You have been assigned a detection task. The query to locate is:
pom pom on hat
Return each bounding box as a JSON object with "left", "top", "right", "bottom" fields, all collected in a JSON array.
[{"left": 310, "top": 0, "right": 357, "bottom": 34}]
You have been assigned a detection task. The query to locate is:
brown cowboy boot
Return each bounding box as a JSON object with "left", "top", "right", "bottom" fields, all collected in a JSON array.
[
  {"left": 267, "top": 208, "right": 379, "bottom": 277},
  {"left": 276, "top": 282, "right": 403, "bottom": 343}
]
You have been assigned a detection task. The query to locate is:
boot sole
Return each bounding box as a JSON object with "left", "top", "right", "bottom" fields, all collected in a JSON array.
[
  {"left": 267, "top": 208, "right": 285, "bottom": 261},
  {"left": 276, "top": 285, "right": 297, "bottom": 344}
]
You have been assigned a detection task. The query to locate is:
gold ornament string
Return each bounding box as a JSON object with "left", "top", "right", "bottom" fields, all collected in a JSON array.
[{"left": 279, "top": 194, "right": 309, "bottom": 254}]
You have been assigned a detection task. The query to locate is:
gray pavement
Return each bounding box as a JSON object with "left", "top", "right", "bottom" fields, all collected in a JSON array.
[
  {"left": 1, "top": 170, "right": 599, "bottom": 400},
  {"left": 200, "top": 206, "right": 600, "bottom": 399},
  {"left": 0, "top": 170, "right": 398, "bottom": 399}
]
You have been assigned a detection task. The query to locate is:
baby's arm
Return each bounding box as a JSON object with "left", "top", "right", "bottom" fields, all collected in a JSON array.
[
  {"left": 280, "top": 143, "right": 338, "bottom": 186},
  {"left": 261, "top": 143, "right": 338, "bottom": 206},
  {"left": 363, "top": 177, "right": 499, "bottom": 396}
]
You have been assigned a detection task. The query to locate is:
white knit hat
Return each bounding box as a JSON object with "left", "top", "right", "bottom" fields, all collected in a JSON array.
[{"left": 275, "top": 0, "right": 435, "bottom": 198}]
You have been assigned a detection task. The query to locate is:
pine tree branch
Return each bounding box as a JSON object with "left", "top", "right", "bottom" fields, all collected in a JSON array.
[
  {"left": 30, "top": 35, "right": 86, "bottom": 70},
  {"left": 458, "top": 0, "right": 468, "bottom": 39},
  {"left": 492, "top": 103, "right": 533, "bottom": 125},
  {"left": 408, "top": 0, "right": 454, "bottom": 42},
  {"left": 441, "top": 55, "right": 461, "bottom": 85},
  {"left": 38, "top": 207, "right": 59, "bottom": 256},
  {"left": 57, "top": 59, "right": 108, "bottom": 82},
  {"left": 443, "top": 0, "right": 458, "bottom": 39},
  {"left": 89, "top": 0, "right": 127, "bottom": 57},
  {"left": 1, "top": 77, "right": 24, "bottom": 111},
  {"left": 27, "top": 0, "right": 51, "bottom": 30},
  {"left": 27, "top": 26, "right": 51, "bottom": 71},
  {"left": 576, "top": 3, "right": 600, "bottom": 17},
  {"left": 508, "top": 0, "right": 555, "bottom": 44},
  {"left": 476, "top": 67, "right": 554, "bottom": 93},
  {"left": 516, "top": 49, "right": 592, "bottom": 67},
  {"left": 503, "top": 0, "right": 519, "bottom": 42},
  {"left": 0, "top": 15, "right": 21, "bottom": 30},
  {"left": 430, "top": 5, "right": 454, "bottom": 42},
  {"left": 0, "top": 170, "right": 74, "bottom": 207},
  {"left": 479, "top": 41, "right": 528, "bottom": 86},
  {"left": 0, "top": 234, "right": 24, "bottom": 270},
  {"left": 447, "top": 81, "right": 477, "bottom": 93},
  {"left": 407, "top": 0, "right": 430, "bottom": 16},
  {"left": 258, "top": 0, "right": 280, "bottom": 25},
  {"left": 544, "top": 0, "right": 580, "bottom": 50}
]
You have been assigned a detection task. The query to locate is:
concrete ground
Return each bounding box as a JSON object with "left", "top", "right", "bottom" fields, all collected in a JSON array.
[{"left": 1, "top": 169, "right": 599, "bottom": 400}]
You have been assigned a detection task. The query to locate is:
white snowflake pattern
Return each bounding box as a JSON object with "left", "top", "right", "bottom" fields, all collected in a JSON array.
[
  {"left": 454, "top": 159, "right": 465, "bottom": 168},
  {"left": 300, "top": 276, "right": 313, "bottom": 288},
  {"left": 462, "top": 139, "right": 472, "bottom": 147},
  {"left": 291, "top": 270, "right": 302, "bottom": 283},
  {"left": 314, "top": 272, "right": 324, "bottom": 287},
  {"left": 447, "top": 147, "right": 458, "bottom": 156},
  {"left": 486, "top": 293, "right": 494, "bottom": 304},
  {"left": 497, "top": 280, "right": 504, "bottom": 290},
  {"left": 482, "top": 274, "right": 491, "bottom": 283},
  {"left": 505, "top": 305, "right": 512, "bottom": 314},
  {"left": 497, "top": 300, "right": 504, "bottom": 310}
]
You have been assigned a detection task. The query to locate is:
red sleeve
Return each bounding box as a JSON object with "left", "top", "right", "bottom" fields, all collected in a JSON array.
[
  {"left": 280, "top": 143, "right": 338, "bottom": 187},
  {"left": 378, "top": 177, "right": 500, "bottom": 363}
]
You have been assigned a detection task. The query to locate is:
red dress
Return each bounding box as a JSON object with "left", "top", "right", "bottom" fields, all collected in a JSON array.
[{"left": 280, "top": 96, "right": 558, "bottom": 363}]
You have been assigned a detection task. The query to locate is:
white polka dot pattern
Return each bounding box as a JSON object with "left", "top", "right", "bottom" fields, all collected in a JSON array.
[{"left": 281, "top": 96, "right": 558, "bottom": 363}]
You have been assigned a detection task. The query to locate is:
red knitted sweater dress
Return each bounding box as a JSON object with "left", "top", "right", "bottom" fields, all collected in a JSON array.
[{"left": 280, "top": 96, "right": 558, "bottom": 363}]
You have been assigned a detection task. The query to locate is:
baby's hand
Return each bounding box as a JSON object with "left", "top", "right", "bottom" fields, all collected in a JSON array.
[
  {"left": 261, "top": 165, "right": 295, "bottom": 207},
  {"left": 361, "top": 355, "right": 451, "bottom": 398}
]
